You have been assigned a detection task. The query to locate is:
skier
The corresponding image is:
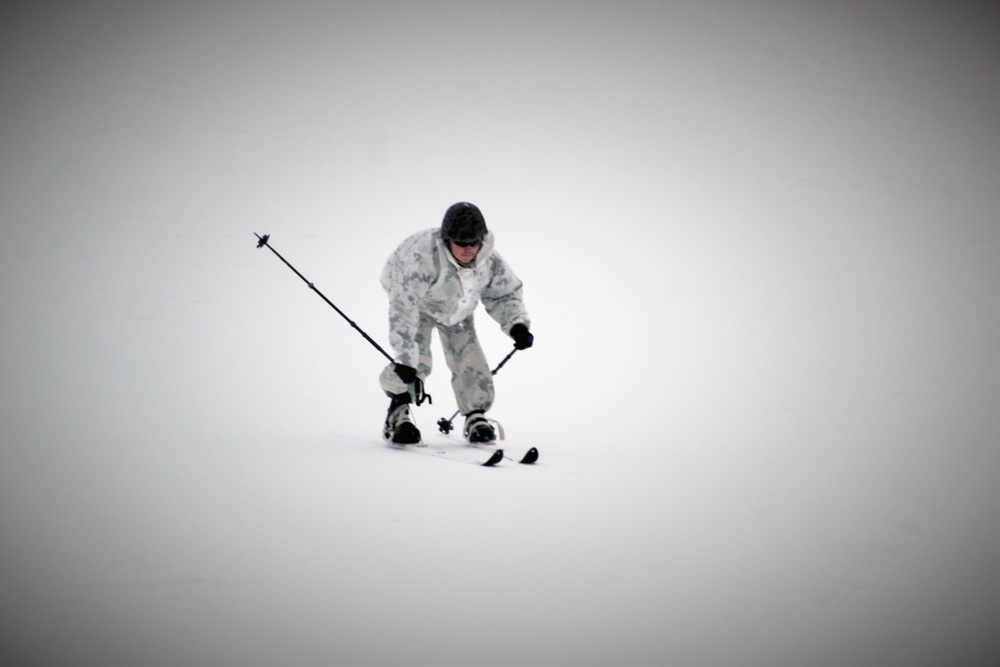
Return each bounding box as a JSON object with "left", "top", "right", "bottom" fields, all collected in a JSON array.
[{"left": 380, "top": 202, "right": 533, "bottom": 445}]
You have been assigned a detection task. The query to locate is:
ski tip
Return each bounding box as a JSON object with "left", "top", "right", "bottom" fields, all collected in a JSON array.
[
  {"left": 519, "top": 447, "right": 539, "bottom": 464},
  {"left": 482, "top": 449, "right": 504, "bottom": 466}
]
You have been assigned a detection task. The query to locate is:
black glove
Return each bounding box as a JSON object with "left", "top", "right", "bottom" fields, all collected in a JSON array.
[
  {"left": 394, "top": 364, "right": 418, "bottom": 384},
  {"left": 510, "top": 323, "right": 534, "bottom": 350}
]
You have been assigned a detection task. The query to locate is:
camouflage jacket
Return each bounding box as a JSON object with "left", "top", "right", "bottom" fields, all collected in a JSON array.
[{"left": 380, "top": 228, "right": 530, "bottom": 368}]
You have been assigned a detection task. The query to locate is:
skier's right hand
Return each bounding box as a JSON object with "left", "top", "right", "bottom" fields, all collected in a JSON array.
[{"left": 394, "top": 364, "right": 418, "bottom": 384}]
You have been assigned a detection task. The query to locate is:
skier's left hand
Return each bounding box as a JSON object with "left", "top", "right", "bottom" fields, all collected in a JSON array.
[{"left": 510, "top": 323, "right": 534, "bottom": 350}]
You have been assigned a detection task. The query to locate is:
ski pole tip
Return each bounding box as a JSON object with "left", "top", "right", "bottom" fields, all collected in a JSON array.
[{"left": 255, "top": 233, "right": 270, "bottom": 248}]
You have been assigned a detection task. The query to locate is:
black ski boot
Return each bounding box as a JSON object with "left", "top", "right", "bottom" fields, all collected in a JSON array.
[
  {"left": 463, "top": 411, "right": 496, "bottom": 443},
  {"left": 383, "top": 392, "right": 421, "bottom": 444}
]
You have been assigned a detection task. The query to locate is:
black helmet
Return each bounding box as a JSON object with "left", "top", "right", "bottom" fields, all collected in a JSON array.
[{"left": 441, "top": 202, "right": 487, "bottom": 244}]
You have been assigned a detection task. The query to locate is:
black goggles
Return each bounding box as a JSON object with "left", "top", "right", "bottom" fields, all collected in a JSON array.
[{"left": 451, "top": 238, "right": 482, "bottom": 248}]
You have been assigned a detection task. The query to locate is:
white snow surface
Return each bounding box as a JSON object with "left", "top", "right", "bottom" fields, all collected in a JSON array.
[{"left": 1, "top": 2, "right": 998, "bottom": 666}]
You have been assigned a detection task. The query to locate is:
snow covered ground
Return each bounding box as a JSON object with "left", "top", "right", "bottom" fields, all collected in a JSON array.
[{"left": 1, "top": 1, "right": 997, "bottom": 665}]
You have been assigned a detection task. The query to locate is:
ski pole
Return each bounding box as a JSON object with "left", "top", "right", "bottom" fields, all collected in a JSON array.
[
  {"left": 255, "top": 233, "right": 433, "bottom": 405},
  {"left": 255, "top": 233, "right": 395, "bottom": 362},
  {"left": 436, "top": 347, "right": 518, "bottom": 434}
]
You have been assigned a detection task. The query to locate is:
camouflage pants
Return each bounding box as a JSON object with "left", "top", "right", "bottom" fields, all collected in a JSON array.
[{"left": 379, "top": 313, "right": 494, "bottom": 415}]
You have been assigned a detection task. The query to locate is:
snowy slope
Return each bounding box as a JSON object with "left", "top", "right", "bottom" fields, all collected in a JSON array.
[{"left": 1, "top": 1, "right": 998, "bottom": 666}]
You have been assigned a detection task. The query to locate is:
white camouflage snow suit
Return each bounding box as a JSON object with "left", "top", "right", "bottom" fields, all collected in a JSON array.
[{"left": 379, "top": 228, "right": 530, "bottom": 415}]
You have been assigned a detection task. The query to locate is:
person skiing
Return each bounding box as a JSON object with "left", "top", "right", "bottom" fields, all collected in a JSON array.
[{"left": 379, "top": 202, "right": 533, "bottom": 445}]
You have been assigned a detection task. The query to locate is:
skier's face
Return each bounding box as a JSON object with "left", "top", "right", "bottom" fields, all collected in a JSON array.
[{"left": 449, "top": 239, "right": 480, "bottom": 265}]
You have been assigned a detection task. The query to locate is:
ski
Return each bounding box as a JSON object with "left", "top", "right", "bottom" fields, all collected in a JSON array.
[
  {"left": 467, "top": 442, "right": 539, "bottom": 465},
  {"left": 519, "top": 446, "right": 540, "bottom": 464},
  {"left": 388, "top": 441, "right": 503, "bottom": 466}
]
